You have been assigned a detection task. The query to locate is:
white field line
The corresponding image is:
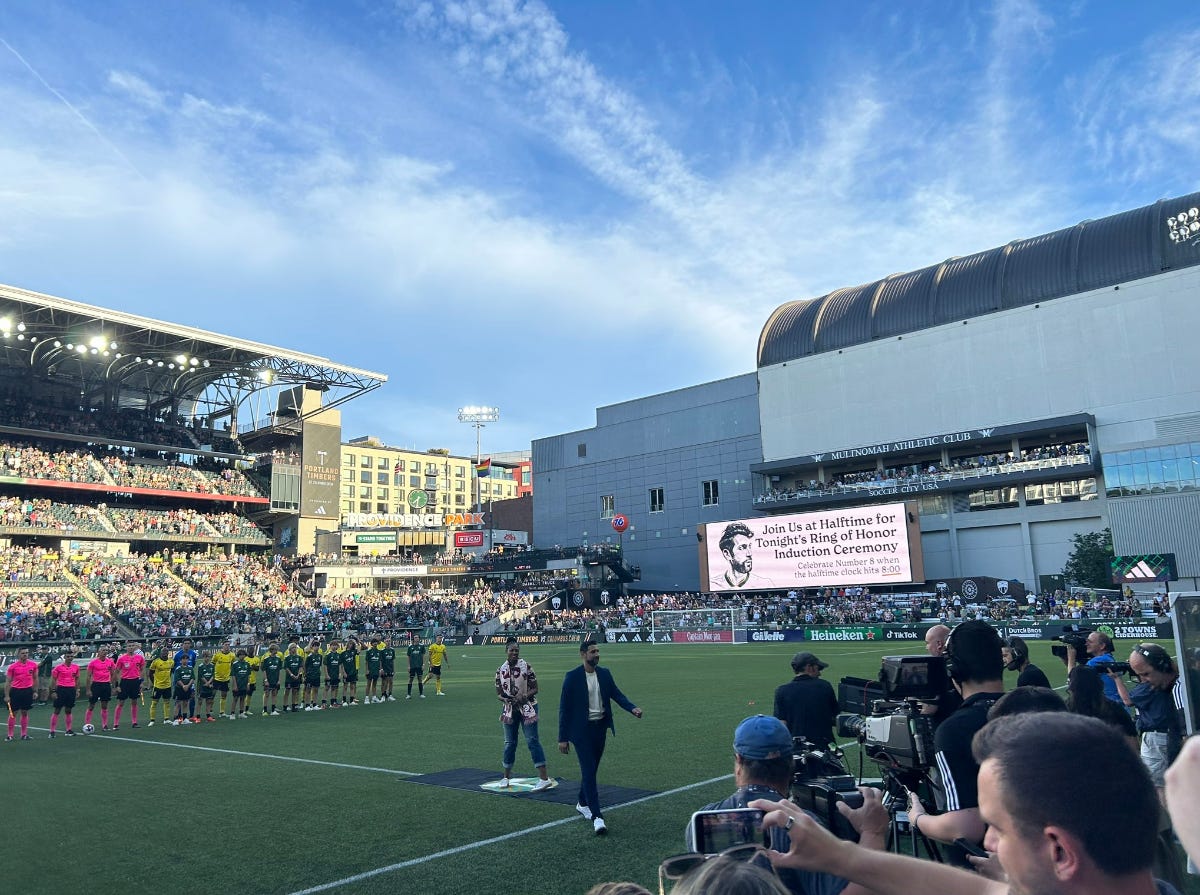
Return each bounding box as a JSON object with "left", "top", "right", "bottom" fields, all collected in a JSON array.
[
  {"left": 285, "top": 773, "right": 735, "bottom": 895},
  {"left": 28, "top": 726, "right": 420, "bottom": 776}
]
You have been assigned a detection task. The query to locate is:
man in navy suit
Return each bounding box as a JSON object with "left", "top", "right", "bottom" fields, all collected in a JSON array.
[{"left": 558, "top": 637, "right": 643, "bottom": 835}]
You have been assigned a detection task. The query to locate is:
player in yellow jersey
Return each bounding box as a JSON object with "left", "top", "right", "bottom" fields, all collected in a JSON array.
[
  {"left": 424, "top": 633, "right": 449, "bottom": 695},
  {"left": 145, "top": 646, "right": 175, "bottom": 726},
  {"left": 212, "top": 642, "right": 236, "bottom": 717},
  {"left": 246, "top": 646, "right": 261, "bottom": 717}
]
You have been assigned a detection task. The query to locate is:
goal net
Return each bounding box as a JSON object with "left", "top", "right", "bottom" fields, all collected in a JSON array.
[{"left": 650, "top": 607, "right": 743, "bottom": 643}]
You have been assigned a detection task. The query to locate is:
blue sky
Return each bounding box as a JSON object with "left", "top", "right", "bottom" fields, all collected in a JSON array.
[{"left": 0, "top": 1, "right": 1197, "bottom": 457}]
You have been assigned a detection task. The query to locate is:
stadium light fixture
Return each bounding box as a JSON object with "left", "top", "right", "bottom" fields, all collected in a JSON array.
[{"left": 458, "top": 405, "right": 500, "bottom": 515}]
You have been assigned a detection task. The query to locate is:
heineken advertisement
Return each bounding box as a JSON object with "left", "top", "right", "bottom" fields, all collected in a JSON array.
[{"left": 456, "top": 620, "right": 1174, "bottom": 647}]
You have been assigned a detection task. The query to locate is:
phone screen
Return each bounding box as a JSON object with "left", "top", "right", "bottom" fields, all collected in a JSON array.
[{"left": 691, "top": 808, "right": 767, "bottom": 853}]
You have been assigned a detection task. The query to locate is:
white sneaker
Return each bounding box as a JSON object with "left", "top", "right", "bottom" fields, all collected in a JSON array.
[
  {"left": 147, "top": 720, "right": 155, "bottom": 727},
  {"left": 406, "top": 694, "right": 411, "bottom": 700},
  {"left": 531, "top": 778, "right": 554, "bottom": 792},
  {"left": 576, "top": 803, "right": 593, "bottom": 821},
  {"left": 228, "top": 715, "right": 236, "bottom": 721},
  {"left": 593, "top": 818, "right": 607, "bottom": 835},
  {"left": 420, "top": 694, "right": 426, "bottom": 699},
  {"left": 387, "top": 695, "right": 396, "bottom": 702}
]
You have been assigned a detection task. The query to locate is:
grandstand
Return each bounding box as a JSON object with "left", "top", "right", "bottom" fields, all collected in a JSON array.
[{"left": 0, "top": 282, "right": 386, "bottom": 640}]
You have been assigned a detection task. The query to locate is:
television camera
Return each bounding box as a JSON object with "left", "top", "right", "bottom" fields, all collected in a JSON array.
[
  {"left": 1050, "top": 624, "right": 1133, "bottom": 674},
  {"left": 835, "top": 656, "right": 944, "bottom": 774},
  {"left": 789, "top": 736, "right": 864, "bottom": 842}
]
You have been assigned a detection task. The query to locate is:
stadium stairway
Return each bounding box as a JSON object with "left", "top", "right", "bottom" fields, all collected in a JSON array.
[{"left": 60, "top": 566, "right": 141, "bottom": 640}]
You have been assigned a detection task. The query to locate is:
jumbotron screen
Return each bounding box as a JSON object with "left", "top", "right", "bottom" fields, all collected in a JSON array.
[{"left": 700, "top": 501, "right": 924, "bottom": 593}]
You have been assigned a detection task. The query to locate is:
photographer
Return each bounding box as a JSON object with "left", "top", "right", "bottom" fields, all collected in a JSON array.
[
  {"left": 1066, "top": 630, "right": 1121, "bottom": 704},
  {"left": 750, "top": 713, "right": 1175, "bottom": 895},
  {"left": 774, "top": 652, "right": 839, "bottom": 750},
  {"left": 686, "top": 715, "right": 887, "bottom": 895},
  {"left": 906, "top": 620, "right": 1004, "bottom": 860},
  {"left": 1001, "top": 635, "right": 1050, "bottom": 689},
  {"left": 919, "top": 624, "right": 962, "bottom": 729},
  {"left": 1110, "top": 644, "right": 1184, "bottom": 794}
]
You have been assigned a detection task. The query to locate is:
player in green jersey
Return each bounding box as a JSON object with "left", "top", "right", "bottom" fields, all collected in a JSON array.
[
  {"left": 230, "top": 649, "right": 252, "bottom": 719},
  {"left": 303, "top": 640, "right": 323, "bottom": 710},
  {"left": 380, "top": 636, "right": 397, "bottom": 701},
  {"left": 282, "top": 642, "right": 304, "bottom": 713},
  {"left": 323, "top": 640, "right": 342, "bottom": 709},
  {"left": 364, "top": 638, "right": 383, "bottom": 703},
  {"left": 172, "top": 656, "right": 196, "bottom": 725},
  {"left": 406, "top": 633, "right": 426, "bottom": 699},
  {"left": 340, "top": 638, "right": 359, "bottom": 706},
  {"left": 260, "top": 643, "right": 284, "bottom": 716},
  {"left": 196, "top": 650, "right": 217, "bottom": 722}
]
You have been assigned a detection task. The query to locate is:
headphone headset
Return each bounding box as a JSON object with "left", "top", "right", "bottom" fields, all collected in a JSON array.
[
  {"left": 944, "top": 626, "right": 963, "bottom": 684},
  {"left": 1134, "top": 644, "right": 1174, "bottom": 674},
  {"left": 1004, "top": 635, "right": 1027, "bottom": 671}
]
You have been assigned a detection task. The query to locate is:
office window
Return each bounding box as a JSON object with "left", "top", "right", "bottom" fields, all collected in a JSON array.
[
  {"left": 343, "top": 454, "right": 355, "bottom": 467},
  {"left": 377, "top": 456, "right": 388, "bottom": 469},
  {"left": 376, "top": 502, "right": 388, "bottom": 513},
  {"left": 455, "top": 494, "right": 465, "bottom": 506},
  {"left": 360, "top": 455, "right": 371, "bottom": 468},
  {"left": 600, "top": 495, "right": 615, "bottom": 518},
  {"left": 649, "top": 487, "right": 664, "bottom": 513},
  {"left": 361, "top": 486, "right": 372, "bottom": 500},
  {"left": 359, "top": 501, "right": 371, "bottom": 512},
  {"left": 379, "top": 488, "right": 388, "bottom": 501},
  {"left": 702, "top": 480, "right": 719, "bottom": 506},
  {"left": 343, "top": 485, "right": 355, "bottom": 498},
  {"left": 410, "top": 475, "right": 421, "bottom": 487},
  {"left": 578, "top": 443, "right": 587, "bottom": 458},
  {"left": 377, "top": 472, "right": 389, "bottom": 485},
  {"left": 455, "top": 466, "right": 465, "bottom": 477},
  {"left": 360, "top": 471, "right": 371, "bottom": 484},
  {"left": 343, "top": 469, "right": 354, "bottom": 482}
]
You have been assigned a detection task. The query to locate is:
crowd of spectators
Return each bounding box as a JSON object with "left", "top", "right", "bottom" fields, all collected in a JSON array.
[
  {"left": 0, "top": 496, "right": 109, "bottom": 533},
  {"left": 757, "top": 440, "right": 1091, "bottom": 503},
  {"left": 0, "top": 394, "right": 200, "bottom": 447},
  {"left": 0, "top": 590, "right": 112, "bottom": 641},
  {"left": 0, "top": 545, "right": 71, "bottom": 584}
]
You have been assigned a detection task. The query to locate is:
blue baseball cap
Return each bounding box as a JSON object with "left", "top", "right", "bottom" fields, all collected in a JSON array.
[{"left": 734, "top": 715, "right": 793, "bottom": 760}]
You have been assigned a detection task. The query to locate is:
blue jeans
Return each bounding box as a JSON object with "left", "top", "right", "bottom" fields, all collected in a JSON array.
[{"left": 503, "top": 717, "right": 547, "bottom": 771}]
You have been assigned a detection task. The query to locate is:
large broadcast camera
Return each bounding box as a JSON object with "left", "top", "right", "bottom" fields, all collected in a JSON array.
[
  {"left": 834, "top": 656, "right": 944, "bottom": 774},
  {"left": 789, "top": 737, "right": 864, "bottom": 842},
  {"left": 1050, "top": 624, "right": 1133, "bottom": 673}
]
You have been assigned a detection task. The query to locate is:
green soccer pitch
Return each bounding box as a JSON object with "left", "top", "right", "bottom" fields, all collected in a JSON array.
[{"left": 3, "top": 637, "right": 1177, "bottom": 895}]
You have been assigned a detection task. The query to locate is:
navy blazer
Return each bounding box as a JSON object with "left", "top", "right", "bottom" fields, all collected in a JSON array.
[{"left": 558, "top": 664, "right": 637, "bottom": 744}]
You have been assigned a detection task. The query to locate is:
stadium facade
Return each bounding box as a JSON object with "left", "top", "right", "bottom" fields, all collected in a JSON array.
[{"left": 533, "top": 191, "right": 1200, "bottom": 594}]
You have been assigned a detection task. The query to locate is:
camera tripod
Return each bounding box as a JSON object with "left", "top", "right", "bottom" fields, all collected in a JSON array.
[{"left": 878, "top": 765, "right": 943, "bottom": 862}]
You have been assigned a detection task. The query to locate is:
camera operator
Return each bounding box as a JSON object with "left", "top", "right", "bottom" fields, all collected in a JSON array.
[
  {"left": 919, "top": 624, "right": 962, "bottom": 729},
  {"left": 686, "top": 715, "right": 888, "bottom": 895},
  {"left": 750, "top": 713, "right": 1177, "bottom": 895},
  {"left": 1001, "top": 635, "right": 1050, "bottom": 689},
  {"left": 1066, "top": 630, "right": 1121, "bottom": 704},
  {"left": 1109, "top": 643, "right": 1185, "bottom": 796},
  {"left": 906, "top": 620, "right": 1004, "bottom": 862},
  {"left": 774, "top": 652, "right": 839, "bottom": 750}
]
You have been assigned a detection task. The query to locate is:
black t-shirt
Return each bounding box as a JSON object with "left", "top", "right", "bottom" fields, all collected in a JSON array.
[
  {"left": 773, "top": 675, "right": 839, "bottom": 748},
  {"left": 1016, "top": 663, "right": 1051, "bottom": 689},
  {"left": 932, "top": 690, "right": 1002, "bottom": 813}
]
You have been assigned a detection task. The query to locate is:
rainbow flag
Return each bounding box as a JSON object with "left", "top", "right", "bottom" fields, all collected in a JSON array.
[{"left": 475, "top": 458, "right": 491, "bottom": 477}]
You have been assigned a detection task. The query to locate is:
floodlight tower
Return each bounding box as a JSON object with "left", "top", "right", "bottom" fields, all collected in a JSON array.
[{"left": 458, "top": 405, "right": 499, "bottom": 514}]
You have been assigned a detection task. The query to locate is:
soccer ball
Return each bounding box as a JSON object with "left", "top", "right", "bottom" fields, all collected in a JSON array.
[{"left": 82, "top": 723, "right": 95, "bottom": 735}]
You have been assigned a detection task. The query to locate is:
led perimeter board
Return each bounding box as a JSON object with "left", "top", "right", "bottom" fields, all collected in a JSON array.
[{"left": 699, "top": 501, "right": 924, "bottom": 593}]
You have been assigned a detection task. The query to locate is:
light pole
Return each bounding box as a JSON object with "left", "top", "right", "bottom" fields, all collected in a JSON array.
[{"left": 458, "top": 405, "right": 499, "bottom": 517}]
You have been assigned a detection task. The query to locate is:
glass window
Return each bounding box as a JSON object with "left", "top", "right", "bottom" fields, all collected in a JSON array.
[
  {"left": 410, "top": 475, "right": 421, "bottom": 487},
  {"left": 1118, "top": 465, "right": 1134, "bottom": 489},
  {"left": 343, "top": 469, "right": 354, "bottom": 482},
  {"left": 455, "top": 494, "right": 465, "bottom": 506},
  {"left": 343, "top": 453, "right": 355, "bottom": 467},
  {"left": 1147, "top": 461, "right": 1164, "bottom": 486},
  {"left": 376, "top": 472, "right": 388, "bottom": 485},
  {"left": 361, "top": 455, "right": 372, "bottom": 468},
  {"left": 360, "top": 471, "right": 371, "bottom": 484},
  {"left": 456, "top": 480, "right": 465, "bottom": 492},
  {"left": 455, "top": 466, "right": 465, "bottom": 477},
  {"left": 600, "top": 495, "right": 615, "bottom": 518},
  {"left": 1131, "top": 449, "right": 1147, "bottom": 464},
  {"left": 649, "top": 487, "right": 664, "bottom": 513},
  {"left": 343, "top": 485, "right": 355, "bottom": 498},
  {"left": 702, "top": 480, "right": 719, "bottom": 506},
  {"left": 394, "top": 459, "right": 406, "bottom": 473},
  {"left": 378, "top": 456, "right": 389, "bottom": 469},
  {"left": 1145, "top": 447, "right": 1162, "bottom": 462},
  {"left": 376, "top": 502, "right": 388, "bottom": 513},
  {"left": 1115, "top": 451, "right": 1131, "bottom": 466},
  {"left": 359, "top": 501, "right": 371, "bottom": 512},
  {"left": 378, "top": 488, "right": 388, "bottom": 500},
  {"left": 361, "top": 486, "right": 372, "bottom": 500},
  {"left": 1132, "top": 464, "right": 1149, "bottom": 489}
]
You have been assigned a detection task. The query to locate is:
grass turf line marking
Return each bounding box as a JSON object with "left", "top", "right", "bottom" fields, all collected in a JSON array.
[
  {"left": 29, "top": 727, "right": 419, "bottom": 776},
  {"left": 285, "top": 773, "right": 734, "bottom": 895}
]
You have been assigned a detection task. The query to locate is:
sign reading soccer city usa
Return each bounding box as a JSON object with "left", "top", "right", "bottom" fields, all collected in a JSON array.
[
  {"left": 699, "top": 501, "right": 924, "bottom": 594},
  {"left": 344, "top": 512, "right": 485, "bottom": 529}
]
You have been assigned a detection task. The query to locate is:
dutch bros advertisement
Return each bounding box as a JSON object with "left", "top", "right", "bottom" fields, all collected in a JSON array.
[{"left": 702, "top": 502, "right": 923, "bottom": 593}]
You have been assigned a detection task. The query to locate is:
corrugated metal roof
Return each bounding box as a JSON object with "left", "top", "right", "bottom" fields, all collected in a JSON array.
[{"left": 758, "top": 190, "right": 1200, "bottom": 368}]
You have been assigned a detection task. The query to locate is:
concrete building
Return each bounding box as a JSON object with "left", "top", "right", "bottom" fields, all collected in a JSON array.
[{"left": 534, "top": 191, "right": 1200, "bottom": 593}]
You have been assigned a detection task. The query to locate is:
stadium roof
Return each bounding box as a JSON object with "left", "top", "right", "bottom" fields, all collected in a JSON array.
[
  {"left": 0, "top": 282, "right": 387, "bottom": 423},
  {"left": 758, "top": 190, "right": 1200, "bottom": 368}
]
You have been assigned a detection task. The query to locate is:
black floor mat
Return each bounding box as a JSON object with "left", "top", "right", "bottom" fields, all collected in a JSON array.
[{"left": 404, "top": 766, "right": 658, "bottom": 807}]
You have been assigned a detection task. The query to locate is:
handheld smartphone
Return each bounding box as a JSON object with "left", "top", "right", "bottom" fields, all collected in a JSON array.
[
  {"left": 690, "top": 808, "right": 769, "bottom": 854},
  {"left": 953, "top": 838, "right": 989, "bottom": 859}
]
